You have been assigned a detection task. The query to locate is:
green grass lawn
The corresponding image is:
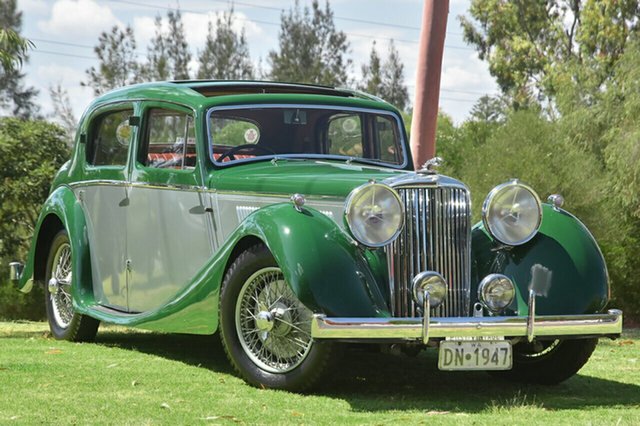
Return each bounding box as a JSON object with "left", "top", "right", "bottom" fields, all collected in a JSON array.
[{"left": 0, "top": 322, "right": 638, "bottom": 425}]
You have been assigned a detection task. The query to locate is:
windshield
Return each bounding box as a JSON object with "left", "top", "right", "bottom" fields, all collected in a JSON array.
[{"left": 208, "top": 105, "right": 406, "bottom": 167}]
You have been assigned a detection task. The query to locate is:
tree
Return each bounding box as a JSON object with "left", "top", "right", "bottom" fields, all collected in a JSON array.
[
  {"left": 197, "top": 8, "right": 253, "bottom": 80},
  {"left": 49, "top": 84, "right": 77, "bottom": 142},
  {"left": 379, "top": 40, "right": 409, "bottom": 111},
  {"left": 0, "top": 119, "right": 69, "bottom": 260},
  {"left": 268, "top": 0, "right": 351, "bottom": 86},
  {"left": 83, "top": 25, "right": 141, "bottom": 96},
  {"left": 142, "top": 10, "right": 191, "bottom": 81},
  {"left": 359, "top": 42, "right": 383, "bottom": 96},
  {"left": 359, "top": 40, "right": 409, "bottom": 110},
  {"left": 459, "top": 0, "right": 640, "bottom": 111},
  {"left": 0, "top": 0, "right": 38, "bottom": 118}
]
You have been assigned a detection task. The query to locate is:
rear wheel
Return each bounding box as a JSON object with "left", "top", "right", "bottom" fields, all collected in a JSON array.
[
  {"left": 492, "top": 338, "right": 598, "bottom": 384},
  {"left": 219, "top": 244, "right": 334, "bottom": 391},
  {"left": 44, "top": 230, "right": 99, "bottom": 341}
]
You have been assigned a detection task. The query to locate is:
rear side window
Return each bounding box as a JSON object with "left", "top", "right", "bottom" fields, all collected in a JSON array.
[{"left": 87, "top": 109, "right": 134, "bottom": 166}]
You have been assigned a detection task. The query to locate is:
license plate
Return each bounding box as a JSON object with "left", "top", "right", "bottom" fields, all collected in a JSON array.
[{"left": 438, "top": 340, "right": 512, "bottom": 371}]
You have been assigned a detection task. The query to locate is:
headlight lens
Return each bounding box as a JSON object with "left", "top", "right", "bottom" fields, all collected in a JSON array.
[
  {"left": 482, "top": 180, "right": 542, "bottom": 245},
  {"left": 345, "top": 183, "right": 404, "bottom": 247},
  {"left": 478, "top": 274, "right": 515, "bottom": 312}
]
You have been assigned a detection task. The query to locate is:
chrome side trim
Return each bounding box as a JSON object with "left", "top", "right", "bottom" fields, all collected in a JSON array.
[
  {"left": 311, "top": 309, "right": 623, "bottom": 341},
  {"left": 69, "top": 180, "right": 208, "bottom": 193}
]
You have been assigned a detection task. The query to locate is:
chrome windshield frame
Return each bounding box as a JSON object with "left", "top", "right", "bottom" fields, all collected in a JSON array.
[{"left": 205, "top": 103, "right": 409, "bottom": 170}]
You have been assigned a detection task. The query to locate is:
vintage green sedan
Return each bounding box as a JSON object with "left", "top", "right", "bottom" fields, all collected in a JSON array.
[{"left": 9, "top": 81, "right": 622, "bottom": 391}]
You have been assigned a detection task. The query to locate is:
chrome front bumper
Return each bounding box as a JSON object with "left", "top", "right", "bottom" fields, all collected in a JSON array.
[{"left": 311, "top": 309, "right": 623, "bottom": 343}]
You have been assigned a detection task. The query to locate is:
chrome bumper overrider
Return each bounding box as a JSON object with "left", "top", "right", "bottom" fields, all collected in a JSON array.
[{"left": 311, "top": 309, "right": 623, "bottom": 343}]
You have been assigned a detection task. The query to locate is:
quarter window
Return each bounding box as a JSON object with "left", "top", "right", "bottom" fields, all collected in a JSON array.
[
  {"left": 87, "top": 109, "right": 133, "bottom": 166},
  {"left": 140, "top": 108, "right": 196, "bottom": 170}
]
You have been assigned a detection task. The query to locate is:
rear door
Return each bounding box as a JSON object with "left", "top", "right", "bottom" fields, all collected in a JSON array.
[{"left": 78, "top": 103, "right": 136, "bottom": 311}]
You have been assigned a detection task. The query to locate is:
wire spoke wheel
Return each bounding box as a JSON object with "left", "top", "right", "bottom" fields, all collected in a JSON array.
[
  {"left": 48, "top": 242, "right": 74, "bottom": 328},
  {"left": 44, "top": 230, "right": 99, "bottom": 342},
  {"left": 235, "top": 266, "right": 313, "bottom": 373}
]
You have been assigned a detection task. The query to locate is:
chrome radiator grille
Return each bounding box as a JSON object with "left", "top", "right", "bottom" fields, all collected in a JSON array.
[{"left": 386, "top": 185, "right": 471, "bottom": 318}]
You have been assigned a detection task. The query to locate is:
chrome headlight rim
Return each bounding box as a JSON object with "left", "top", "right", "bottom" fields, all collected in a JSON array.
[
  {"left": 477, "top": 273, "right": 515, "bottom": 312},
  {"left": 481, "top": 180, "right": 543, "bottom": 246},
  {"left": 344, "top": 182, "right": 404, "bottom": 248}
]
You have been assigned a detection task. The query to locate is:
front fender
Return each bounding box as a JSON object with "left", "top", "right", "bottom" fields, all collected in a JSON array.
[
  {"left": 239, "top": 203, "right": 389, "bottom": 317},
  {"left": 472, "top": 204, "right": 609, "bottom": 315},
  {"left": 18, "top": 186, "right": 93, "bottom": 305}
]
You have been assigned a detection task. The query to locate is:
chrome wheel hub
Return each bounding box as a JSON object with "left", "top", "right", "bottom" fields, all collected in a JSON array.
[
  {"left": 48, "top": 278, "right": 59, "bottom": 295},
  {"left": 235, "top": 267, "right": 313, "bottom": 373}
]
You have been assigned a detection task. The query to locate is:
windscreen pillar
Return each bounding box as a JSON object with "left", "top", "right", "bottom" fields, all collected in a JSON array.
[{"left": 410, "top": 0, "right": 449, "bottom": 170}]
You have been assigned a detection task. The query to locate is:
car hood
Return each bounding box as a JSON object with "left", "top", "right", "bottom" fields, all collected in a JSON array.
[{"left": 208, "top": 160, "right": 411, "bottom": 198}]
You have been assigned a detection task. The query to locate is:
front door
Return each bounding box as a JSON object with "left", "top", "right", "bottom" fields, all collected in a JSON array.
[{"left": 126, "top": 104, "right": 215, "bottom": 312}]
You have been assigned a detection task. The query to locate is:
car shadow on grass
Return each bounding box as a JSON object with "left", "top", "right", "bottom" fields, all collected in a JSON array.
[
  {"left": 92, "top": 330, "right": 639, "bottom": 413},
  {"left": 94, "top": 329, "right": 234, "bottom": 375}
]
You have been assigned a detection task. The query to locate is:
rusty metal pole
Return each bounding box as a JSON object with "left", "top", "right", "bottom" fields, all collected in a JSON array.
[{"left": 410, "top": 0, "right": 449, "bottom": 170}]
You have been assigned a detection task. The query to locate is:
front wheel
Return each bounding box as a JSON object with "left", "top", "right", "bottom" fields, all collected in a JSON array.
[
  {"left": 219, "top": 244, "right": 334, "bottom": 391},
  {"left": 44, "top": 230, "right": 99, "bottom": 341},
  {"left": 492, "top": 338, "right": 598, "bottom": 384}
]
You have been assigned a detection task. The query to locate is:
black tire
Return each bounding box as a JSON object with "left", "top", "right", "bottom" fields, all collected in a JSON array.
[
  {"left": 491, "top": 338, "right": 598, "bottom": 385},
  {"left": 219, "top": 244, "right": 334, "bottom": 391},
  {"left": 44, "top": 230, "right": 99, "bottom": 342}
]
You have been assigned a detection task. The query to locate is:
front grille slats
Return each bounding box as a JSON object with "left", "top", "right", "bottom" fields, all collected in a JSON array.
[{"left": 386, "top": 185, "right": 471, "bottom": 318}]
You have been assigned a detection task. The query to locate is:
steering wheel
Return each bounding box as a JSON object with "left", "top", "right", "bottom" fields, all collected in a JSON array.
[{"left": 217, "top": 144, "right": 276, "bottom": 162}]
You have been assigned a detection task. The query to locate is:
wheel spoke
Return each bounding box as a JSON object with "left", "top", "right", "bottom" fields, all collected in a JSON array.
[{"left": 235, "top": 266, "right": 313, "bottom": 373}]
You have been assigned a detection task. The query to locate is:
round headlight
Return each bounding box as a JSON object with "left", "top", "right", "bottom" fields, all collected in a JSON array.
[
  {"left": 478, "top": 274, "right": 515, "bottom": 312},
  {"left": 482, "top": 180, "right": 542, "bottom": 246},
  {"left": 412, "top": 271, "right": 448, "bottom": 309},
  {"left": 344, "top": 183, "right": 404, "bottom": 247}
]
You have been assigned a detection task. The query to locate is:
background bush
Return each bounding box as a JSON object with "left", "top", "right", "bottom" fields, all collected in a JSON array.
[{"left": 0, "top": 118, "right": 69, "bottom": 320}]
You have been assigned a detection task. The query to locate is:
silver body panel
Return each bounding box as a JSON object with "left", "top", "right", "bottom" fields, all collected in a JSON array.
[
  {"left": 76, "top": 182, "right": 215, "bottom": 313},
  {"left": 76, "top": 184, "right": 129, "bottom": 310},
  {"left": 213, "top": 192, "right": 344, "bottom": 244},
  {"left": 126, "top": 184, "right": 214, "bottom": 312}
]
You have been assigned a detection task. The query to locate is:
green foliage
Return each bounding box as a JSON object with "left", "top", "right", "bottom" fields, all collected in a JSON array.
[
  {"left": 0, "top": 118, "right": 68, "bottom": 320},
  {"left": 0, "top": 0, "right": 38, "bottom": 118},
  {"left": 197, "top": 9, "right": 253, "bottom": 80},
  {"left": 0, "top": 118, "right": 69, "bottom": 259},
  {"left": 460, "top": 0, "right": 640, "bottom": 111},
  {"left": 83, "top": 25, "right": 141, "bottom": 96},
  {"left": 268, "top": 0, "right": 351, "bottom": 86},
  {"left": 142, "top": 10, "right": 191, "bottom": 81},
  {"left": 359, "top": 40, "right": 410, "bottom": 111}
]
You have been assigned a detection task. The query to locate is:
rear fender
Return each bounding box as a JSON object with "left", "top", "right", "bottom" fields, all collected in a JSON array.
[{"left": 18, "top": 187, "right": 93, "bottom": 304}]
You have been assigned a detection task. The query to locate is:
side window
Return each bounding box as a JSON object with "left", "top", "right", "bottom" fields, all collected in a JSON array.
[
  {"left": 376, "top": 115, "right": 401, "bottom": 164},
  {"left": 141, "top": 108, "right": 196, "bottom": 170},
  {"left": 87, "top": 109, "right": 133, "bottom": 166},
  {"left": 327, "top": 114, "right": 363, "bottom": 157}
]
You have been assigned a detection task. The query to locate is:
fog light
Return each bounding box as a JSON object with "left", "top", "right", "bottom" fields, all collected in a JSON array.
[
  {"left": 478, "top": 274, "right": 515, "bottom": 312},
  {"left": 412, "top": 271, "right": 447, "bottom": 309}
]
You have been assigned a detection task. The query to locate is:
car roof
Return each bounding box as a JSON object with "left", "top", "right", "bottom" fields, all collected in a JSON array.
[{"left": 86, "top": 80, "right": 393, "bottom": 113}]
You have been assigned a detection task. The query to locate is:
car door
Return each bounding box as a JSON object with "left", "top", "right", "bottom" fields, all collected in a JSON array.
[
  {"left": 78, "top": 103, "right": 136, "bottom": 311},
  {"left": 126, "top": 103, "right": 215, "bottom": 312}
]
